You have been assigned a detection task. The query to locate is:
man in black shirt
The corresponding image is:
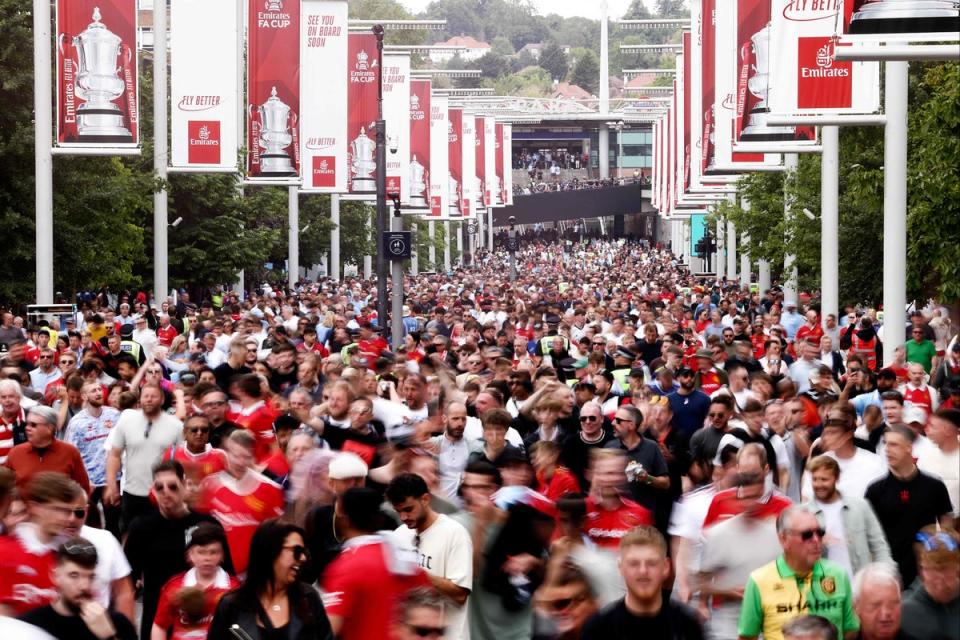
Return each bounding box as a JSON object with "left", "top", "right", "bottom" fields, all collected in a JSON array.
[
  {"left": 582, "top": 525, "right": 703, "bottom": 639},
  {"left": 123, "top": 460, "right": 229, "bottom": 640},
  {"left": 561, "top": 400, "right": 616, "bottom": 491},
  {"left": 20, "top": 537, "right": 137, "bottom": 640},
  {"left": 865, "top": 425, "right": 953, "bottom": 587}
]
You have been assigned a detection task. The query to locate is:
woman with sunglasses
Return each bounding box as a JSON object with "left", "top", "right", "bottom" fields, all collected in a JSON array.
[{"left": 209, "top": 519, "right": 333, "bottom": 640}]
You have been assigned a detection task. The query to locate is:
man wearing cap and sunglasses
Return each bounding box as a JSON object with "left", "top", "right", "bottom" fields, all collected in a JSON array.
[{"left": 738, "top": 506, "right": 859, "bottom": 640}]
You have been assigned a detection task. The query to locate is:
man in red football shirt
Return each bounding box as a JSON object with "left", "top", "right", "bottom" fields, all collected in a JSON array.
[
  {"left": 162, "top": 415, "right": 227, "bottom": 505},
  {"left": 321, "top": 487, "right": 430, "bottom": 640},
  {"left": 155, "top": 313, "right": 179, "bottom": 348},
  {"left": 150, "top": 522, "right": 239, "bottom": 640},
  {"left": 196, "top": 430, "right": 283, "bottom": 576},
  {"left": 701, "top": 443, "right": 792, "bottom": 528},
  {"left": 226, "top": 373, "right": 278, "bottom": 463},
  {"left": 583, "top": 449, "right": 653, "bottom": 550},
  {"left": 0, "top": 472, "right": 83, "bottom": 616}
]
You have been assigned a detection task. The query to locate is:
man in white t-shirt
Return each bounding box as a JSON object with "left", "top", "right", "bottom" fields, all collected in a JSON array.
[
  {"left": 387, "top": 473, "right": 473, "bottom": 640},
  {"left": 63, "top": 485, "right": 134, "bottom": 623},
  {"left": 917, "top": 408, "right": 960, "bottom": 517},
  {"left": 801, "top": 410, "right": 885, "bottom": 501},
  {"left": 104, "top": 384, "right": 183, "bottom": 529}
]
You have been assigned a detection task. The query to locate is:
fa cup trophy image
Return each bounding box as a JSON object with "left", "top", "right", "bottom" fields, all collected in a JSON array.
[
  {"left": 70, "top": 7, "right": 133, "bottom": 142},
  {"left": 849, "top": 0, "right": 959, "bottom": 34},
  {"left": 492, "top": 175, "right": 504, "bottom": 206},
  {"left": 473, "top": 175, "right": 484, "bottom": 207},
  {"left": 350, "top": 127, "right": 376, "bottom": 193},
  {"left": 257, "top": 87, "right": 296, "bottom": 175},
  {"left": 409, "top": 155, "right": 428, "bottom": 208},
  {"left": 448, "top": 172, "right": 461, "bottom": 216},
  {"left": 739, "top": 23, "right": 795, "bottom": 142}
]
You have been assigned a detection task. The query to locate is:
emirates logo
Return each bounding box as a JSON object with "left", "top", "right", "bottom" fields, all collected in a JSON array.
[
  {"left": 198, "top": 125, "right": 210, "bottom": 141},
  {"left": 816, "top": 42, "right": 833, "bottom": 68},
  {"left": 319, "top": 159, "right": 328, "bottom": 171},
  {"left": 264, "top": 0, "right": 282, "bottom": 10},
  {"left": 357, "top": 49, "right": 369, "bottom": 71}
]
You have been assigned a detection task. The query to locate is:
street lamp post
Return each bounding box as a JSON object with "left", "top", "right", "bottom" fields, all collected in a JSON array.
[{"left": 373, "top": 25, "right": 389, "bottom": 341}]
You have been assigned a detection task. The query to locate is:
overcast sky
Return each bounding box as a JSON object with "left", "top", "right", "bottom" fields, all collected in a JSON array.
[{"left": 397, "top": 0, "right": 649, "bottom": 20}]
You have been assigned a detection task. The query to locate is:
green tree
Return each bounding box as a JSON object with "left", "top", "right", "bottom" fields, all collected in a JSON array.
[
  {"left": 656, "top": 0, "right": 688, "bottom": 17},
  {"left": 624, "top": 0, "right": 654, "bottom": 19},
  {"left": 490, "top": 36, "right": 515, "bottom": 56},
  {"left": 538, "top": 42, "right": 569, "bottom": 82},
  {"left": 570, "top": 49, "right": 600, "bottom": 95},
  {"left": 476, "top": 52, "right": 510, "bottom": 79},
  {"left": 907, "top": 62, "right": 960, "bottom": 301}
]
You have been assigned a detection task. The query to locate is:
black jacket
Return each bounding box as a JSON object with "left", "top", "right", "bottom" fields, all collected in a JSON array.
[{"left": 208, "top": 587, "right": 333, "bottom": 640}]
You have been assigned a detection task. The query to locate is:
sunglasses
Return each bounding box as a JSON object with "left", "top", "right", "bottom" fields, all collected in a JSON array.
[
  {"left": 50, "top": 505, "right": 87, "bottom": 519},
  {"left": 612, "top": 417, "right": 634, "bottom": 425},
  {"left": 153, "top": 482, "right": 181, "bottom": 493},
  {"left": 284, "top": 544, "right": 307, "bottom": 561},
  {"left": 188, "top": 427, "right": 210, "bottom": 434},
  {"left": 794, "top": 528, "right": 826, "bottom": 541},
  {"left": 546, "top": 594, "right": 587, "bottom": 612},
  {"left": 579, "top": 415, "right": 599, "bottom": 422},
  {"left": 408, "top": 625, "right": 448, "bottom": 639}
]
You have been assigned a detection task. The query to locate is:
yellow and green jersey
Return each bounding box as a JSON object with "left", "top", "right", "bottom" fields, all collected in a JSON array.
[{"left": 738, "top": 555, "right": 859, "bottom": 640}]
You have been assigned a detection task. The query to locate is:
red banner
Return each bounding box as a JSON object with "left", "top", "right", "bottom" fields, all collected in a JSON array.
[
  {"left": 448, "top": 108, "right": 463, "bottom": 217},
  {"left": 409, "top": 79, "right": 431, "bottom": 209},
  {"left": 247, "top": 0, "right": 300, "bottom": 177},
  {"left": 346, "top": 32, "right": 379, "bottom": 193},
  {"left": 683, "top": 31, "right": 691, "bottom": 192},
  {"left": 495, "top": 123, "right": 505, "bottom": 205},
  {"left": 56, "top": 0, "right": 138, "bottom": 146},
  {"left": 735, "top": 0, "right": 814, "bottom": 144},
  {"left": 474, "top": 116, "right": 486, "bottom": 207},
  {"left": 701, "top": 0, "right": 715, "bottom": 174}
]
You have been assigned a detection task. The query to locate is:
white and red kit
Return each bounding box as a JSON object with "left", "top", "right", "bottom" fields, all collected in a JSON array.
[
  {"left": 227, "top": 400, "right": 278, "bottom": 463},
  {"left": 157, "top": 324, "right": 179, "bottom": 347},
  {"left": 163, "top": 443, "right": 228, "bottom": 483},
  {"left": 152, "top": 567, "right": 239, "bottom": 640},
  {"left": 196, "top": 470, "right": 284, "bottom": 576},
  {"left": 584, "top": 496, "right": 653, "bottom": 551},
  {"left": 901, "top": 383, "right": 938, "bottom": 414},
  {"left": 0, "top": 406, "right": 27, "bottom": 463},
  {"left": 0, "top": 523, "right": 58, "bottom": 615}
]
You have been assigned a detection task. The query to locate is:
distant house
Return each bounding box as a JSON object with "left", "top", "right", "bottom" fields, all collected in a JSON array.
[
  {"left": 517, "top": 42, "right": 572, "bottom": 61},
  {"left": 429, "top": 35, "right": 492, "bottom": 63},
  {"left": 551, "top": 82, "right": 594, "bottom": 101}
]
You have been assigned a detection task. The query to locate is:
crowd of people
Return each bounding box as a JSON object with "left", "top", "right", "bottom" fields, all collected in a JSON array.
[
  {"left": 0, "top": 235, "right": 958, "bottom": 640},
  {"left": 513, "top": 177, "right": 632, "bottom": 197},
  {"left": 514, "top": 148, "right": 586, "bottom": 173}
]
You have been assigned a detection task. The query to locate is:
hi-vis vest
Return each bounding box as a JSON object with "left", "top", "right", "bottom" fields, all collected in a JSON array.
[
  {"left": 539, "top": 335, "right": 570, "bottom": 355},
  {"left": 119, "top": 340, "right": 142, "bottom": 363},
  {"left": 849, "top": 333, "right": 877, "bottom": 371}
]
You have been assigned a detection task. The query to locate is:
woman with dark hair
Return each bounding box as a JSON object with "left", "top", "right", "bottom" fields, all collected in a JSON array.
[{"left": 208, "top": 519, "right": 332, "bottom": 640}]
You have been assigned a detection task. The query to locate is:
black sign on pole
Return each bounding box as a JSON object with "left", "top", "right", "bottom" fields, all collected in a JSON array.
[
  {"left": 382, "top": 231, "right": 412, "bottom": 260},
  {"left": 504, "top": 236, "right": 520, "bottom": 252}
]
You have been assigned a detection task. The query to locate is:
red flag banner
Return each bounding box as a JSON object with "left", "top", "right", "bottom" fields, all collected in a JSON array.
[
  {"left": 56, "top": 0, "right": 139, "bottom": 147},
  {"left": 346, "top": 32, "right": 379, "bottom": 194},
  {"left": 247, "top": 0, "right": 300, "bottom": 178}
]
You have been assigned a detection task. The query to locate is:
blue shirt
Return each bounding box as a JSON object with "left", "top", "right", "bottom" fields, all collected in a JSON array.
[
  {"left": 63, "top": 406, "right": 121, "bottom": 487},
  {"left": 667, "top": 389, "right": 712, "bottom": 438}
]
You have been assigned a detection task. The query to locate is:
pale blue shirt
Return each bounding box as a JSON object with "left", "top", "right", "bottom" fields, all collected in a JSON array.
[{"left": 64, "top": 406, "right": 121, "bottom": 487}]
